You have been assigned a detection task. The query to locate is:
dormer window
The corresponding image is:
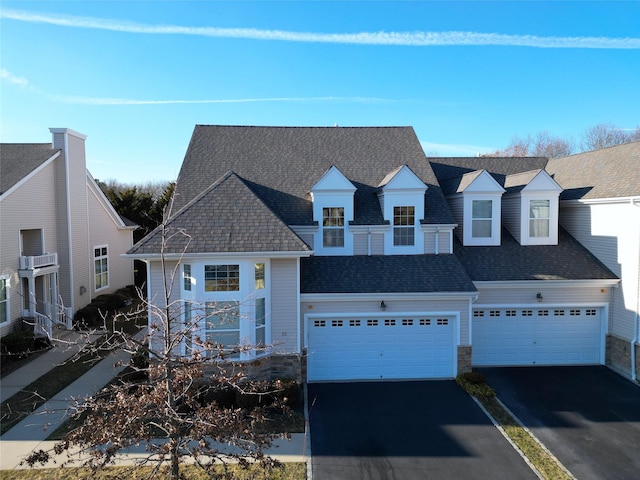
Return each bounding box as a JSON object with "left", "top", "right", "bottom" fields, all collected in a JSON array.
[
  {"left": 529, "top": 200, "right": 550, "bottom": 237},
  {"left": 393, "top": 206, "right": 415, "bottom": 246},
  {"left": 471, "top": 200, "right": 493, "bottom": 238},
  {"left": 323, "top": 207, "right": 345, "bottom": 248}
]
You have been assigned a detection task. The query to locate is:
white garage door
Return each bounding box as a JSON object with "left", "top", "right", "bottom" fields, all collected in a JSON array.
[
  {"left": 472, "top": 307, "right": 603, "bottom": 366},
  {"left": 307, "top": 315, "right": 455, "bottom": 382}
]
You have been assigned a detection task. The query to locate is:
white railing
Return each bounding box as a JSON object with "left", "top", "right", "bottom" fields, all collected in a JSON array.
[
  {"left": 19, "top": 253, "right": 58, "bottom": 270},
  {"left": 32, "top": 312, "right": 53, "bottom": 339},
  {"left": 44, "top": 302, "right": 74, "bottom": 330}
]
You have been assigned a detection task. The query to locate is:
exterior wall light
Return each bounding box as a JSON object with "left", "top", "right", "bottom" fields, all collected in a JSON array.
[
  {"left": 380, "top": 300, "right": 387, "bottom": 311},
  {"left": 536, "top": 292, "right": 543, "bottom": 302},
  {"left": 80, "top": 286, "right": 87, "bottom": 295}
]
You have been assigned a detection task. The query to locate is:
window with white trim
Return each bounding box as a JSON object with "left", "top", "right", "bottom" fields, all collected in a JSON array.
[
  {"left": 205, "top": 301, "right": 240, "bottom": 359},
  {"left": 529, "top": 200, "right": 550, "bottom": 237},
  {"left": 0, "top": 278, "right": 9, "bottom": 324},
  {"left": 255, "top": 298, "right": 266, "bottom": 347},
  {"left": 184, "top": 301, "right": 193, "bottom": 356},
  {"left": 94, "top": 246, "right": 109, "bottom": 290},
  {"left": 204, "top": 265, "right": 239, "bottom": 292},
  {"left": 322, "top": 207, "right": 345, "bottom": 247},
  {"left": 472, "top": 200, "right": 492, "bottom": 238},
  {"left": 393, "top": 206, "right": 415, "bottom": 246},
  {"left": 183, "top": 265, "right": 192, "bottom": 291},
  {"left": 255, "top": 263, "right": 265, "bottom": 290}
]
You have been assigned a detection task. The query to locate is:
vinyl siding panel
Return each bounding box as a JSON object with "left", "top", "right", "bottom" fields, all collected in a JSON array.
[
  {"left": 371, "top": 232, "right": 384, "bottom": 255},
  {"left": 449, "top": 196, "right": 464, "bottom": 241},
  {"left": 0, "top": 160, "right": 59, "bottom": 334},
  {"left": 354, "top": 233, "right": 368, "bottom": 255},
  {"left": 271, "top": 258, "right": 299, "bottom": 354},
  {"left": 147, "top": 260, "right": 182, "bottom": 355},
  {"left": 439, "top": 231, "right": 452, "bottom": 254},
  {"left": 301, "top": 297, "right": 471, "bottom": 345},
  {"left": 87, "top": 182, "right": 134, "bottom": 294},
  {"left": 502, "top": 196, "right": 522, "bottom": 243},
  {"left": 475, "top": 284, "right": 611, "bottom": 307},
  {"left": 560, "top": 202, "right": 639, "bottom": 340},
  {"left": 424, "top": 232, "right": 436, "bottom": 254}
]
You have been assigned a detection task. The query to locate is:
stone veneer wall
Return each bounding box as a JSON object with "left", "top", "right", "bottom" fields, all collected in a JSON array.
[
  {"left": 458, "top": 345, "right": 472, "bottom": 375},
  {"left": 606, "top": 334, "right": 633, "bottom": 378}
]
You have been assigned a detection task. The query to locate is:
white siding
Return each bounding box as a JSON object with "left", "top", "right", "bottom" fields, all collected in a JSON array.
[
  {"left": 439, "top": 231, "right": 452, "bottom": 254},
  {"left": 371, "top": 232, "right": 384, "bottom": 255},
  {"left": 271, "top": 258, "right": 299, "bottom": 354},
  {"left": 353, "top": 233, "right": 368, "bottom": 255},
  {"left": 560, "top": 202, "right": 639, "bottom": 341},
  {"left": 147, "top": 260, "right": 183, "bottom": 355},
  {"left": 424, "top": 231, "right": 436, "bottom": 254}
]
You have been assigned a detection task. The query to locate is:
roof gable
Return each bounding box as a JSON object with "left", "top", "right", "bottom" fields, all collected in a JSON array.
[
  {"left": 0, "top": 143, "right": 60, "bottom": 196},
  {"left": 129, "top": 172, "right": 310, "bottom": 256},
  {"left": 521, "top": 170, "right": 562, "bottom": 193},
  {"left": 311, "top": 166, "right": 356, "bottom": 193},
  {"left": 378, "top": 164, "right": 427, "bottom": 191},
  {"left": 457, "top": 169, "right": 505, "bottom": 194}
]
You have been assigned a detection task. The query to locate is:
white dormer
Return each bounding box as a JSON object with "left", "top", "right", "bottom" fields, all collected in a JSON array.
[
  {"left": 310, "top": 166, "right": 357, "bottom": 255},
  {"left": 503, "top": 170, "right": 562, "bottom": 245},
  {"left": 447, "top": 170, "right": 505, "bottom": 246},
  {"left": 377, "top": 165, "right": 428, "bottom": 254}
]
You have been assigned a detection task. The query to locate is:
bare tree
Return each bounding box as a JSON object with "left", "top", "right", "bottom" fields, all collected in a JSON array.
[
  {"left": 580, "top": 123, "right": 640, "bottom": 151},
  {"left": 23, "top": 223, "right": 295, "bottom": 479},
  {"left": 483, "top": 131, "right": 574, "bottom": 158}
]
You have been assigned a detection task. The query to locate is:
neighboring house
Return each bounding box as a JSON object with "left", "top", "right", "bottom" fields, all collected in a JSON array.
[
  {"left": 547, "top": 142, "right": 640, "bottom": 381},
  {"left": 127, "top": 126, "right": 619, "bottom": 383},
  {"left": 0, "top": 128, "right": 136, "bottom": 339}
]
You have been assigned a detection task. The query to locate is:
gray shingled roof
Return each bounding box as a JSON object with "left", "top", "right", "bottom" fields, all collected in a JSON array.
[
  {"left": 454, "top": 228, "right": 618, "bottom": 282},
  {"left": 546, "top": 141, "right": 640, "bottom": 200},
  {"left": 0, "top": 143, "right": 59, "bottom": 195},
  {"left": 301, "top": 254, "right": 476, "bottom": 294},
  {"left": 173, "top": 126, "right": 455, "bottom": 226},
  {"left": 128, "top": 172, "right": 310, "bottom": 255},
  {"left": 430, "top": 157, "right": 549, "bottom": 195}
]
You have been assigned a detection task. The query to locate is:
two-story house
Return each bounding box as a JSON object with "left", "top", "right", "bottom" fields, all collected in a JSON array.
[
  {"left": 547, "top": 142, "right": 640, "bottom": 381},
  {"left": 127, "top": 126, "right": 618, "bottom": 382},
  {"left": 0, "top": 128, "right": 136, "bottom": 339}
]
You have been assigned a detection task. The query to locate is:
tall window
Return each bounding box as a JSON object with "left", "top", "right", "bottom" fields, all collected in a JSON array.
[
  {"left": 322, "top": 207, "right": 345, "bottom": 247},
  {"left": 205, "top": 301, "right": 240, "bottom": 358},
  {"left": 255, "top": 263, "right": 265, "bottom": 289},
  {"left": 530, "top": 200, "right": 550, "bottom": 237},
  {"left": 0, "top": 278, "right": 8, "bottom": 324},
  {"left": 94, "top": 246, "right": 109, "bottom": 290},
  {"left": 204, "top": 265, "right": 239, "bottom": 292},
  {"left": 184, "top": 301, "right": 193, "bottom": 356},
  {"left": 472, "top": 200, "right": 492, "bottom": 238},
  {"left": 393, "top": 206, "right": 415, "bottom": 246},
  {"left": 255, "top": 297, "right": 266, "bottom": 348},
  {"left": 183, "top": 264, "right": 192, "bottom": 291}
]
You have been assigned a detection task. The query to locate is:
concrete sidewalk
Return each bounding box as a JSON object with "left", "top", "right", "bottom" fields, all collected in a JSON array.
[{"left": 1, "top": 329, "right": 103, "bottom": 404}]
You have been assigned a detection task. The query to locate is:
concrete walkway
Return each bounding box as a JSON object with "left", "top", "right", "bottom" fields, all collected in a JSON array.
[{"left": 0, "top": 328, "right": 307, "bottom": 469}]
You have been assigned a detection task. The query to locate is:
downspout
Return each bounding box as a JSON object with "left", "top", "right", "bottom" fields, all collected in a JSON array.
[
  {"left": 367, "top": 228, "right": 372, "bottom": 256},
  {"left": 632, "top": 197, "right": 640, "bottom": 381},
  {"left": 434, "top": 227, "right": 440, "bottom": 255}
]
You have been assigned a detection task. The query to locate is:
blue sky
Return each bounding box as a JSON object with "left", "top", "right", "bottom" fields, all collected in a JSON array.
[{"left": 1, "top": 1, "right": 639, "bottom": 184}]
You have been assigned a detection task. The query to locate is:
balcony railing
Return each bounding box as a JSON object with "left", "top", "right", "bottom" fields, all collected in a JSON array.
[{"left": 19, "top": 253, "right": 58, "bottom": 270}]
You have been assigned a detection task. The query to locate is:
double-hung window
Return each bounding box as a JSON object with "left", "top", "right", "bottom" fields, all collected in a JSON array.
[
  {"left": 204, "top": 265, "right": 239, "bottom": 292},
  {"left": 255, "top": 297, "right": 266, "bottom": 348},
  {"left": 205, "top": 301, "right": 240, "bottom": 358},
  {"left": 393, "top": 206, "right": 415, "bottom": 246},
  {"left": 255, "top": 263, "right": 265, "bottom": 290},
  {"left": 183, "top": 265, "right": 192, "bottom": 291},
  {"left": 322, "top": 207, "right": 345, "bottom": 247},
  {"left": 471, "top": 200, "right": 492, "bottom": 238},
  {"left": 94, "top": 246, "right": 109, "bottom": 290},
  {"left": 529, "top": 200, "right": 550, "bottom": 237}
]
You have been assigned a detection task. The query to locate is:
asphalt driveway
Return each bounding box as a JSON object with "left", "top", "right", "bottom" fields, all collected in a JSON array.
[
  {"left": 308, "top": 381, "right": 537, "bottom": 480},
  {"left": 479, "top": 366, "right": 640, "bottom": 480}
]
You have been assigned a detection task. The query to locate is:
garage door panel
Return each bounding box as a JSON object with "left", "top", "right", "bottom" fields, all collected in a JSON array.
[
  {"left": 307, "top": 315, "right": 455, "bottom": 382},
  {"left": 472, "top": 307, "right": 602, "bottom": 367}
]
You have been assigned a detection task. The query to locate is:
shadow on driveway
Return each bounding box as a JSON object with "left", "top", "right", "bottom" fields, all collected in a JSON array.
[
  {"left": 479, "top": 366, "right": 640, "bottom": 480},
  {"left": 308, "top": 380, "right": 537, "bottom": 480}
]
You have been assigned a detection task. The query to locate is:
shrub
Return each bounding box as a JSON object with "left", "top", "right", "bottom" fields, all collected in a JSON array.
[{"left": 0, "top": 331, "right": 50, "bottom": 359}]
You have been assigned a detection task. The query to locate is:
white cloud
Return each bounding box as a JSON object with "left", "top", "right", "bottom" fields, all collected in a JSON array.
[
  {"left": 0, "top": 68, "right": 29, "bottom": 87},
  {"left": 3, "top": 9, "right": 639, "bottom": 49}
]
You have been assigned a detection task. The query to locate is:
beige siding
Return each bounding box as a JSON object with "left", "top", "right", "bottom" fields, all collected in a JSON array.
[
  {"left": 87, "top": 181, "right": 134, "bottom": 295},
  {"left": 301, "top": 297, "right": 471, "bottom": 345},
  {"left": 270, "top": 258, "right": 299, "bottom": 354},
  {"left": 0, "top": 161, "right": 59, "bottom": 334},
  {"left": 560, "top": 202, "right": 639, "bottom": 341},
  {"left": 475, "top": 284, "right": 611, "bottom": 306}
]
